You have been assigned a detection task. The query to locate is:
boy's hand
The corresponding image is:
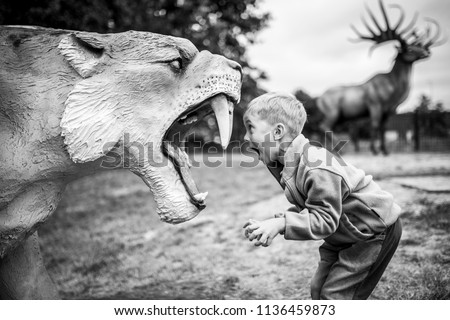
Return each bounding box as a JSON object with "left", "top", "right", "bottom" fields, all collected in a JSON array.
[{"left": 243, "top": 218, "right": 285, "bottom": 247}]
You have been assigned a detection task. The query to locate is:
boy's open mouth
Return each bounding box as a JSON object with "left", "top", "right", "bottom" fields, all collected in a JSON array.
[{"left": 248, "top": 146, "right": 261, "bottom": 157}]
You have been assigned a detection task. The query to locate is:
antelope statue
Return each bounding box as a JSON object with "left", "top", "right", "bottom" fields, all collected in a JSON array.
[{"left": 316, "top": 0, "right": 444, "bottom": 155}]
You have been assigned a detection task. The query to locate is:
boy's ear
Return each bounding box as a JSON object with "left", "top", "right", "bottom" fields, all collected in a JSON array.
[{"left": 273, "top": 123, "right": 286, "bottom": 140}]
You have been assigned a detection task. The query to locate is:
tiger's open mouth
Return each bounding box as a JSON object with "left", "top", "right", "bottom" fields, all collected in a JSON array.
[{"left": 162, "top": 94, "right": 236, "bottom": 209}]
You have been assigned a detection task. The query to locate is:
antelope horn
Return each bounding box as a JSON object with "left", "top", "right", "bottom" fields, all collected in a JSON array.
[
  {"left": 413, "top": 30, "right": 426, "bottom": 44},
  {"left": 361, "top": 15, "right": 377, "bottom": 37},
  {"left": 425, "top": 24, "right": 431, "bottom": 39},
  {"left": 390, "top": 4, "right": 405, "bottom": 31},
  {"left": 399, "top": 11, "right": 419, "bottom": 35},
  {"left": 378, "top": 0, "right": 391, "bottom": 30},
  {"left": 404, "top": 28, "right": 419, "bottom": 41},
  {"left": 431, "top": 35, "right": 447, "bottom": 47},
  {"left": 350, "top": 0, "right": 416, "bottom": 49},
  {"left": 365, "top": 3, "right": 383, "bottom": 33},
  {"left": 350, "top": 24, "right": 370, "bottom": 41},
  {"left": 424, "top": 18, "right": 442, "bottom": 47}
]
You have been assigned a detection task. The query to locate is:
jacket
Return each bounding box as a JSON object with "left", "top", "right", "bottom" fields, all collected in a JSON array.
[{"left": 267, "top": 134, "right": 401, "bottom": 245}]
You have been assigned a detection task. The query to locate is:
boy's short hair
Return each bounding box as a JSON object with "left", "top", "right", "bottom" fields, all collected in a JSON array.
[{"left": 245, "top": 92, "right": 307, "bottom": 136}]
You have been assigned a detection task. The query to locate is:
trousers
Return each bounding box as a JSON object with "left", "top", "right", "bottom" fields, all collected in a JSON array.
[{"left": 310, "top": 219, "right": 402, "bottom": 299}]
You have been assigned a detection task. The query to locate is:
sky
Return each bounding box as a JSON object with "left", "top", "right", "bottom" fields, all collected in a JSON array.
[{"left": 247, "top": 0, "right": 450, "bottom": 112}]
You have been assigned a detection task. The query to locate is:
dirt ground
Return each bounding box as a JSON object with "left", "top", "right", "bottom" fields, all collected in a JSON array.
[{"left": 38, "top": 152, "right": 450, "bottom": 299}]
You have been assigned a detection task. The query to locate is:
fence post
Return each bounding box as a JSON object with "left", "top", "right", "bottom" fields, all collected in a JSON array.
[{"left": 413, "top": 109, "right": 420, "bottom": 151}]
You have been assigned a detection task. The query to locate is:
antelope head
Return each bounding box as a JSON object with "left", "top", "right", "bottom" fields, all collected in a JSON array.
[{"left": 350, "top": 0, "right": 446, "bottom": 63}]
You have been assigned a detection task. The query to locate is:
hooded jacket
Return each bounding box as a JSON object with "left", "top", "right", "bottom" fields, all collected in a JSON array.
[{"left": 267, "top": 134, "right": 401, "bottom": 245}]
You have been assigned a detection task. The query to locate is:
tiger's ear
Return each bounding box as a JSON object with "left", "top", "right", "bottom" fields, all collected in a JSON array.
[
  {"left": 58, "top": 33, "right": 106, "bottom": 78},
  {"left": 60, "top": 77, "right": 128, "bottom": 163}
]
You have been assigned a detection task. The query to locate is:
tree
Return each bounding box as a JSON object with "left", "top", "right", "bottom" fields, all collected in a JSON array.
[
  {"left": 414, "top": 94, "right": 448, "bottom": 137},
  {"left": 293, "top": 89, "right": 324, "bottom": 140},
  {"left": 0, "top": 0, "right": 269, "bottom": 143},
  {"left": 416, "top": 94, "right": 433, "bottom": 113}
]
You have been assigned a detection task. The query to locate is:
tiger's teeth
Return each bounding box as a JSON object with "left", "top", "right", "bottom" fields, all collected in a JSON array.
[
  {"left": 211, "top": 94, "right": 233, "bottom": 149},
  {"left": 193, "top": 191, "right": 208, "bottom": 202},
  {"left": 180, "top": 115, "right": 198, "bottom": 125},
  {"left": 188, "top": 116, "right": 198, "bottom": 124},
  {"left": 181, "top": 149, "right": 192, "bottom": 168}
]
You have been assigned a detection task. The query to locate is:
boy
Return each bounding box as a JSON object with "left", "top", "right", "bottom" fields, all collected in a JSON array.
[{"left": 243, "top": 92, "right": 402, "bottom": 300}]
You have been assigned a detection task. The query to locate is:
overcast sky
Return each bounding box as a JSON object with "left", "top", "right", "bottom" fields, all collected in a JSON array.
[{"left": 247, "top": 0, "right": 450, "bottom": 112}]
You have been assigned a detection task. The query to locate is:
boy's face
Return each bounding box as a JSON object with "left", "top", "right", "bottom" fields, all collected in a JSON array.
[{"left": 243, "top": 113, "right": 279, "bottom": 164}]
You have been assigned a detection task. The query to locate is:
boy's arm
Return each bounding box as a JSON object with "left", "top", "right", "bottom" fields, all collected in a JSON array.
[{"left": 283, "top": 169, "right": 349, "bottom": 241}]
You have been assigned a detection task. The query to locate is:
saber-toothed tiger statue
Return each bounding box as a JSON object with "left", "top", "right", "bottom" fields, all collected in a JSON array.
[{"left": 0, "top": 26, "right": 241, "bottom": 299}]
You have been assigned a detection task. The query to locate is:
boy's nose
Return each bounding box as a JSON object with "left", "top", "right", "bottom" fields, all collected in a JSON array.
[{"left": 244, "top": 132, "right": 250, "bottom": 142}]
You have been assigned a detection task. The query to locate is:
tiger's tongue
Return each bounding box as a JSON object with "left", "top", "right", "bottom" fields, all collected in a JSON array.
[{"left": 163, "top": 142, "right": 207, "bottom": 206}]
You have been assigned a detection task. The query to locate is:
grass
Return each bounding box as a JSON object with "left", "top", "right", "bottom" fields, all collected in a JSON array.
[
  {"left": 374, "top": 193, "right": 450, "bottom": 299},
  {"left": 37, "top": 152, "right": 450, "bottom": 299},
  {"left": 383, "top": 262, "right": 450, "bottom": 300}
]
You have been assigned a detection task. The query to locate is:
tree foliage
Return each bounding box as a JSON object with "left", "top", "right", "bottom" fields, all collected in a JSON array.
[
  {"left": 415, "top": 94, "right": 448, "bottom": 137},
  {"left": 293, "top": 89, "right": 323, "bottom": 138}
]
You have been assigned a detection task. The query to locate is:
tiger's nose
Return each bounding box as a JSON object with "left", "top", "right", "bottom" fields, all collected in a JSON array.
[
  {"left": 227, "top": 59, "right": 242, "bottom": 76},
  {"left": 226, "top": 60, "right": 243, "bottom": 81},
  {"left": 197, "top": 51, "right": 243, "bottom": 80}
]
